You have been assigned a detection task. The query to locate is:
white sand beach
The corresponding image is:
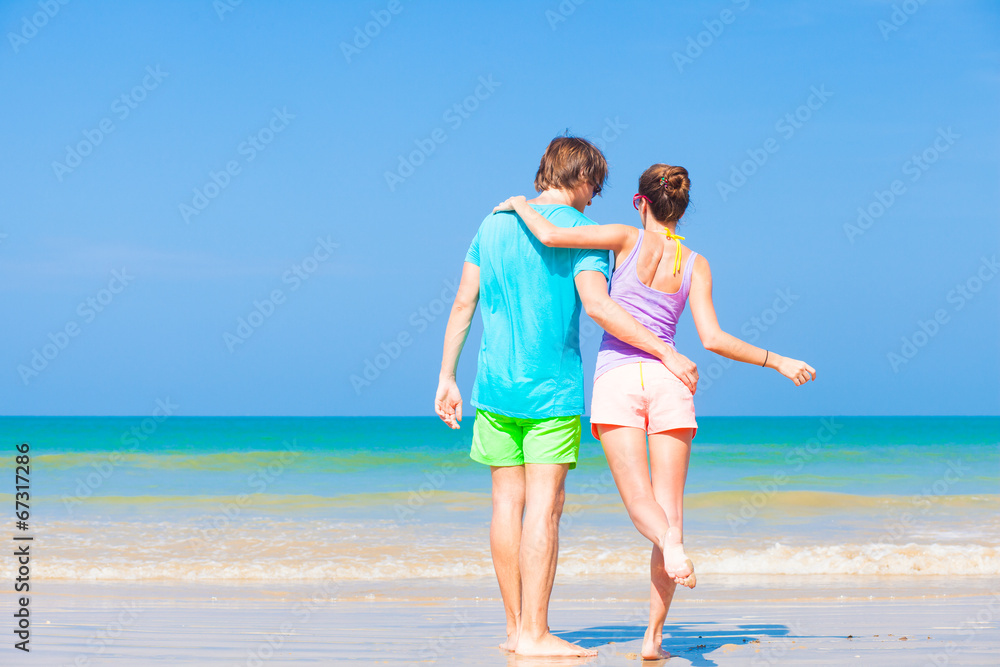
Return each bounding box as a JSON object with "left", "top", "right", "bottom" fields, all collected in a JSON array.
[{"left": 10, "top": 574, "right": 998, "bottom": 665}]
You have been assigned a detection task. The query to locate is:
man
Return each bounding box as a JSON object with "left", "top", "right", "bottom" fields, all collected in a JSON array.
[{"left": 434, "top": 136, "right": 698, "bottom": 657}]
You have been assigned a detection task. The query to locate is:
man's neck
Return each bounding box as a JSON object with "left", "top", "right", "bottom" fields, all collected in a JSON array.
[{"left": 528, "top": 188, "right": 583, "bottom": 212}]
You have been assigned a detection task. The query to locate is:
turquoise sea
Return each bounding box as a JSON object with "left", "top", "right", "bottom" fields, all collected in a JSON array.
[{"left": 0, "top": 416, "right": 997, "bottom": 581}]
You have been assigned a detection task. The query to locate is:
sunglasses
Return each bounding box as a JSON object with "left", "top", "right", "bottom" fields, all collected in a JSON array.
[{"left": 632, "top": 194, "right": 650, "bottom": 210}]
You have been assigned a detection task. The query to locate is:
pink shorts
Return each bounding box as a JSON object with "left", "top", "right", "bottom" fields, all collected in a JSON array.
[{"left": 590, "top": 361, "right": 697, "bottom": 441}]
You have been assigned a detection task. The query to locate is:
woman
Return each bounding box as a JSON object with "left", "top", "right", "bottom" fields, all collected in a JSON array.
[{"left": 494, "top": 163, "right": 816, "bottom": 660}]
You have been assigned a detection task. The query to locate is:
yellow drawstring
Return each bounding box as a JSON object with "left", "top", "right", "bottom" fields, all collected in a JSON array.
[
  {"left": 639, "top": 360, "right": 644, "bottom": 390},
  {"left": 655, "top": 228, "right": 685, "bottom": 275}
]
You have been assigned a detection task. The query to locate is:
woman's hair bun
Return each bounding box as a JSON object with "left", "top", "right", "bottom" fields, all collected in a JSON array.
[{"left": 639, "top": 164, "right": 690, "bottom": 223}]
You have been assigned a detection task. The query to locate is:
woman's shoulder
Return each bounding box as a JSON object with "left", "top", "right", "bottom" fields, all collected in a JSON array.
[
  {"left": 683, "top": 245, "right": 704, "bottom": 261},
  {"left": 689, "top": 251, "right": 711, "bottom": 282}
]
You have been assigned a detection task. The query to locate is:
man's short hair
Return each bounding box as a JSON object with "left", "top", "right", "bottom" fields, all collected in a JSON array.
[{"left": 533, "top": 136, "right": 608, "bottom": 195}]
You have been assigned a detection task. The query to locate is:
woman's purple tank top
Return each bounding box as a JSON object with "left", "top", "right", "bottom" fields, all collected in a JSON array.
[{"left": 594, "top": 231, "right": 698, "bottom": 378}]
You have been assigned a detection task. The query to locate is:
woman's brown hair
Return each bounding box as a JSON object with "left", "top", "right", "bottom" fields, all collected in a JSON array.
[{"left": 637, "top": 164, "right": 690, "bottom": 223}]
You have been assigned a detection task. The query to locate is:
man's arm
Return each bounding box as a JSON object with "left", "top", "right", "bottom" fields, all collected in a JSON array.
[
  {"left": 575, "top": 270, "right": 699, "bottom": 393},
  {"left": 435, "top": 262, "right": 480, "bottom": 428}
]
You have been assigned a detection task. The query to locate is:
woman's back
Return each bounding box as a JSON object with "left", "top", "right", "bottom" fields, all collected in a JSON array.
[
  {"left": 596, "top": 231, "right": 698, "bottom": 378},
  {"left": 628, "top": 230, "right": 695, "bottom": 294}
]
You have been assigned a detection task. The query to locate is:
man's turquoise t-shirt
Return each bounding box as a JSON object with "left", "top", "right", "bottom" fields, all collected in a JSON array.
[{"left": 465, "top": 204, "right": 610, "bottom": 419}]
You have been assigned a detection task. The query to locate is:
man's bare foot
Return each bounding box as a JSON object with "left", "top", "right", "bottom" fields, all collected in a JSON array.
[
  {"left": 660, "top": 527, "right": 697, "bottom": 589},
  {"left": 515, "top": 632, "right": 596, "bottom": 657},
  {"left": 641, "top": 627, "right": 670, "bottom": 660},
  {"left": 499, "top": 632, "right": 518, "bottom": 652},
  {"left": 499, "top": 623, "right": 520, "bottom": 652}
]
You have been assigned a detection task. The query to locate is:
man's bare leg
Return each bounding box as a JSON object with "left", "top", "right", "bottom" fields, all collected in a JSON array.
[
  {"left": 515, "top": 463, "right": 596, "bottom": 657},
  {"left": 490, "top": 465, "right": 526, "bottom": 651}
]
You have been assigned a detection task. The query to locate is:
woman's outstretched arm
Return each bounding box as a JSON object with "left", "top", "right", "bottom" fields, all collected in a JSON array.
[
  {"left": 493, "top": 195, "right": 637, "bottom": 252},
  {"left": 688, "top": 255, "right": 816, "bottom": 386}
]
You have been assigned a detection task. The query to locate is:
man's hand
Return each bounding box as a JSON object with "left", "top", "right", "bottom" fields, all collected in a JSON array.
[
  {"left": 436, "top": 262, "right": 478, "bottom": 429},
  {"left": 435, "top": 376, "right": 463, "bottom": 429},
  {"left": 576, "top": 270, "right": 699, "bottom": 394},
  {"left": 492, "top": 195, "right": 527, "bottom": 214},
  {"left": 660, "top": 349, "right": 699, "bottom": 395}
]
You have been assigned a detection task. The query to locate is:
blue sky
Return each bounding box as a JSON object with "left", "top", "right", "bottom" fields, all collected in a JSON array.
[{"left": 2, "top": 0, "right": 997, "bottom": 416}]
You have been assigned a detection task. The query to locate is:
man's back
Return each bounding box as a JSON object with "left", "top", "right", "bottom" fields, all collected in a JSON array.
[{"left": 465, "top": 204, "right": 609, "bottom": 419}]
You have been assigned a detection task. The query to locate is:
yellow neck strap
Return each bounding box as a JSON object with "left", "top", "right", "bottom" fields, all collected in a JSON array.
[{"left": 655, "top": 228, "right": 685, "bottom": 275}]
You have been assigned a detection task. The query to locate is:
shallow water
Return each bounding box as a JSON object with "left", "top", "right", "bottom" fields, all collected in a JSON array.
[{"left": 2, "top": 416, "right": 997, "bottom": 580}]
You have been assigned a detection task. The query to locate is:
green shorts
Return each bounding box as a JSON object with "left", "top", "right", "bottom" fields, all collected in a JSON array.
[{"left": 470, "top": 409, "right": 582, "bottom": 469}]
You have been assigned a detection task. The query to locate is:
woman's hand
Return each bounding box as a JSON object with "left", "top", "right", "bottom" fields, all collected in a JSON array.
[
  {"left": 492, "top": 195, "right": 527, "bottom": 214},
  {"left": 772, "top": 354, "right": 816, "bottom": 386}
]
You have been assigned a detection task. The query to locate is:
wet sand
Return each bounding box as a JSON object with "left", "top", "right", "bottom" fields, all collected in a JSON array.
[{"left": 9, "top": 575, "right": 999, "bottom": 665}]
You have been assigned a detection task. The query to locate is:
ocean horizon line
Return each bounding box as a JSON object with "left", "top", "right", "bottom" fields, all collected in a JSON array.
[{"left": 3, "top": 414, "right": 998, "bottom": 419}]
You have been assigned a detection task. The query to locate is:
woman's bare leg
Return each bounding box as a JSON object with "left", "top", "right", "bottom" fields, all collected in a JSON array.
[
  {"left": 597, "top": 425, "right": 670, "bottom": 548},
  {"left": 638, "top": 428, "right": 694, "bottom": 659},
  {"left": 641, "top": 544, "right": 676, "bottom": 659},
  {"left": 649, "top": 428, "right": 695, "bottom": 585},
  {"left": 599, "top": 425, "right": 694, "bottom": 658}
]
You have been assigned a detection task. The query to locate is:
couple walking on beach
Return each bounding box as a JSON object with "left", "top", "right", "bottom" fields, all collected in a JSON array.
[{"left": 434, "top": 136, "right": 815, "bottom": 659}]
